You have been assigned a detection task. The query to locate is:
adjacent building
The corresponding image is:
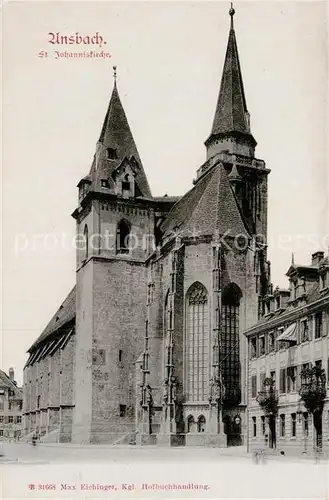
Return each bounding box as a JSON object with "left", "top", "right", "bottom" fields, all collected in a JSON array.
[
  {"left": 245, "top": 251, "right": 329, "bottom": 456},
  {"left": 0, "top": 368, "right": 23, "bottom": 440},
  {"left": 23, "top": 7, "right": 271, "bottom": 445}
]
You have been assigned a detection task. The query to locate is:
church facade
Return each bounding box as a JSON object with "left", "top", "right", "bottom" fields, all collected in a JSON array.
[{"left": 23, "top": 8, "right": 271, "bottom": 446}]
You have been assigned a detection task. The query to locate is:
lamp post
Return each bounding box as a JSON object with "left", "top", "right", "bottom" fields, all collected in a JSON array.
[{"left": 297, "top": 410, "right": 308, "bottom": 455}]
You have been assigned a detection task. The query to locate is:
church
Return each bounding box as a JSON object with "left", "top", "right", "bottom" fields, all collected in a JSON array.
[{"left": 23, "top": 7, "right": 271, "bottom": 446}]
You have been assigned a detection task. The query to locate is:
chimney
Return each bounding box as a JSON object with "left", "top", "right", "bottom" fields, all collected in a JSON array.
[
  {"left": 311, "top": 251, "right": 324, "bottom": 266},
  {"left": 9, "top": 367, "right": 14, "bottom": 380}
]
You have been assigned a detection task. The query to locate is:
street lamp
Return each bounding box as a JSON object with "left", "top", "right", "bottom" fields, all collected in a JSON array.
[{"left": 297, "top": 409, "right": 308, "bottom": 455}]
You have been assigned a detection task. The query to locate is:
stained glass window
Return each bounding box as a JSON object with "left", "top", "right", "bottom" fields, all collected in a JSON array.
[{"left": 186, "top": 283, "right": 209, "bottom": 402}]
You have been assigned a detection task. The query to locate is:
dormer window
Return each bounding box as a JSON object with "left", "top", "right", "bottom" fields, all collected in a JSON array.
[
  {"left": 106, "top": 148, "right": 118, "bottom": 160},
  {"left": 101, "top": 179, "right": 109, "bottom": 188},
  {"left": 122, "top": 173, "right": 131, "bottom": 194}
]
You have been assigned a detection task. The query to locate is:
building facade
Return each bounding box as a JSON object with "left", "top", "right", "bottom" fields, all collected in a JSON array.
[
  {"left": 24, "top": 8, "right": 271, "bottom": 445},
  {"left": 245, "top": 251, "right": 329, "bottom": 456},
  {"left": 0, "top": 368, "right": 23, "bottom": 441}
]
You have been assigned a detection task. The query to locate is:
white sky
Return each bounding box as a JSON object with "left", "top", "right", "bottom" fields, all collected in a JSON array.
[{"left": 2, "top": 1, "right": 328, "bottom": 385}]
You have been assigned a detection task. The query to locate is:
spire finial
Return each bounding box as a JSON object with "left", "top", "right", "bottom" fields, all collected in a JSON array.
[
  {"left": 113, "top": 65, "right": 117, "bottom": 85},
  {"left": 229, "top": 2, "right": 235, "bottom": 30},
  {"left": 291, "top": 252, "right": 295, "bottom": 265}
]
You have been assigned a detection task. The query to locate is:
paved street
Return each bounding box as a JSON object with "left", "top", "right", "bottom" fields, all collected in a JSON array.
[{"left": 0, "top": 442, "right": 328, "bottom": 499}]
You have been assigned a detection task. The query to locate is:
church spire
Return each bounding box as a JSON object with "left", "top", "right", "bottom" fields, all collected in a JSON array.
[
  {"left": 90, "top": 67, "right": 152, "bottom": 198},
  {"left": 205, "top": 5, "right": 256, "bottom": 157}
]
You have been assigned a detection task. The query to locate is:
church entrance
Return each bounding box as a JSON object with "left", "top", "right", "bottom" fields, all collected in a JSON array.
[{"left": 223, "top": 415, "right": 242, "bottom": 447}]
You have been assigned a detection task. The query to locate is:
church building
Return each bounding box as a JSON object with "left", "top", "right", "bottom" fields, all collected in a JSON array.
[{"left": 23, "top": 7, "right": 271, "bottom": 446}]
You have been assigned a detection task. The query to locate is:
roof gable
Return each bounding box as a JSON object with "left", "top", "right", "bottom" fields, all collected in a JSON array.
[{"left": 28, "top": 286, "right": 76, "bottom": 351}]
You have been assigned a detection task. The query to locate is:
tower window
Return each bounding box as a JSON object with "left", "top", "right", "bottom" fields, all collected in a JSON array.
[
  {"left": 119, "top": 404, "right": 126, "bottom": 417},
  {"left": 119, "top": 350, "right": 123, "bottom": 362},
  {"left": 101, "top": 179, "right": 109, "bottom": 188},
  {"left": 106, "top": 148, "right": 117, "bottom": 160},
  {"left": 122, "top": 174, "right": 131, "bottom": 193},
  {"left": 117, "top": 219, "right": 131, "bottom": 254}
]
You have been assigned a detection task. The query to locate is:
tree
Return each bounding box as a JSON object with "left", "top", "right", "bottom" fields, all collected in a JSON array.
[
  {"left": 256, "top": 378, "right": 279, "bottom": 416},
  {"left": 299, "top": 366, "right": 326, "bottom": 448},
  {"left": 299, "top": 366, "right": 326, "bottom": 414}
]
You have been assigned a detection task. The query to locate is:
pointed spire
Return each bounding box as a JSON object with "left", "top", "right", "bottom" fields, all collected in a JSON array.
[
  {"left": 91, "top": 73, "right": 151, "bottom": 197},
  {"left": 206, "top": 5, "right": 256, "bottom": 149}
]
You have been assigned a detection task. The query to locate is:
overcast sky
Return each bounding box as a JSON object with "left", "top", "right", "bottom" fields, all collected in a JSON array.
[{"left": 2, "top": 1, "right": 328, "bottom": 384}]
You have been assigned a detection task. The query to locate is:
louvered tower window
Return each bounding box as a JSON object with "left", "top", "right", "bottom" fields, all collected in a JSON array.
[{"left": 186, "top": 282, "right": 209, "bottom": 402}]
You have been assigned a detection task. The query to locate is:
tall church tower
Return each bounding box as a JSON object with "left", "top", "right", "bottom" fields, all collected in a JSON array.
[
  {"left": 71, "top": 70, "right": 156, "bottom": 444},
  {"left": 136, "top": 5, "right": 270, "bottom": 447}
]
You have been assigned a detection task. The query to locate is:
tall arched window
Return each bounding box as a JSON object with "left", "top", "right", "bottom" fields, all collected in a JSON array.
[
  {"left": 197, "top": 415, "right": 206, "bottom": 433},
  {"left": 221, "top": 283, "right": 242, "bottom": 407},
  {"left": 163, "top": 290, "right": 172, "bottom": 381},
  {"left": 186, "top": 282, "right": 209, "bottom": 402},
  {"left": 187, "top": 415, "right": 195, "bottom": 433},
  {"left": 117, "top": 219, "right": 130, "bottom": 254}
]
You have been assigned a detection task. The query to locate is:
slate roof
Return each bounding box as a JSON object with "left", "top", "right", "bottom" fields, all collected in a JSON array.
[
  {"left": 89, "top": 83, "right": 151, "bottom": 198},
  {"left": 28, "top": 286, "right": 76, "bottom": 352},
  {"left": 161, "top": 162, "right": 249, "bottom": 241},
  {"left": 0, "top": 370, "right": 23, "bottom": 399}
]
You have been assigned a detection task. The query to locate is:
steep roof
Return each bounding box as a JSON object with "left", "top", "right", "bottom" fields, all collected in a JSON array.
[
  {"left": 161, "top": 162, "right": 249, "bottom": 240},
  {"left": 0, "top": 370, "right": 23, "bottom": 399},
  {"left": 28, "top": 286, "right": 76, "bottom": 352},
  {"left": 90, "top": 82, "right": 151, "bottom": 198},
  {"left": 207, "top": 8, "right": 256, "bottom": 144}
]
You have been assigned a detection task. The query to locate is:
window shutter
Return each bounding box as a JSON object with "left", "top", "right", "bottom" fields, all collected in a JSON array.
[
  {"left": 280, "top": 368, "right": 286, "bottom": 393},
  {"left": 297, "top": 365, "right": 302, "bottom": 390},
  {"left": 251, "top": 375, "right": 257, "bottom": 398}
]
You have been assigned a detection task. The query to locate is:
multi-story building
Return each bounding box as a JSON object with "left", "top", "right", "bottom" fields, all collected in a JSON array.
[
  {"left": 0, "top": 368, "right": 23, "bottom": 440},
  {"left": 245, "top": 251, "right": 329, "bottom": 456}
]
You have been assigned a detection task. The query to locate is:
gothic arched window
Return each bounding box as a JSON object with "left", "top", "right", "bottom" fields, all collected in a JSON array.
[
  {"left": 163, "top": 290, "right": 172, "bottom": 381},
  {"left": 117, "top": 219, "right": 131, "bottom": 254},
  {"left": 187, "top": 415, "right": 195, "bottom": 433},
  {"left": 221, "top": 283, "right": 242, "bottom": 407},
  {"left": 186, "top": 282, "right": 209, "bottom": 402},
  {"left": 197, "top": 415, "right": 206, "bottom": 433}
]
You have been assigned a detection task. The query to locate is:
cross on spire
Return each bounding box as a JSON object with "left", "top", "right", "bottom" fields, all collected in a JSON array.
[{"left": 229, "top": 2, "right": 235, "bottom": 30}]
